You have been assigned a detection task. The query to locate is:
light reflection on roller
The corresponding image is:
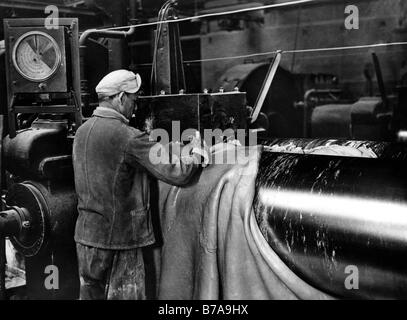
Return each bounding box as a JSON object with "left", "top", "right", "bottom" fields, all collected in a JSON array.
[{"left": 258, "top": 188, "right": 407, "bottom": 244}]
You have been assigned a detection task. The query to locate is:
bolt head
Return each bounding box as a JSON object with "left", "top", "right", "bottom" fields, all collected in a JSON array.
[{"left": 22, "top": 221, "right": 31, "bottom": 228}]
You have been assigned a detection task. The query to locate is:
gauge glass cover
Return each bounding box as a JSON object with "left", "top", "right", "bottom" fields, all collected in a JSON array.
[{"left": 12, "top": 31, "right": 61, "bottom": 82}]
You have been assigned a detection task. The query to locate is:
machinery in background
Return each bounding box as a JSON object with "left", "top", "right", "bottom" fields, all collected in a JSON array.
[
  {"left": 136, "top": 91, "right": 247, "bottom": 144},
  {"left": 4, "top": 19, "right": 82, "bottom": 138},
  {"left": 218, "top": 62, "right": 337, "bottom": 138},
  {"left": 306, "top": 53, "right": 397, "bottom": 141},
  {"left": 0, "top": 18, "right": 82, "bottom": 299},
  {"left": 0, "top": 16, "right": 141, "bottom": 299},
  {"left": 218, "top": 52, "right": 406, "bottom": 142},
  {"left": 0, "top": 4, "right": 250, "bottom": 298},
  {"left": 135, "top": 1, "right": 248, "bottom": 143}
]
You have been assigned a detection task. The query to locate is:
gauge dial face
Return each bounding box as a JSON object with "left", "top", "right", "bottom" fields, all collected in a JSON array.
[{"left": 12, "top": 31, "right": 61, "bottom": 82}]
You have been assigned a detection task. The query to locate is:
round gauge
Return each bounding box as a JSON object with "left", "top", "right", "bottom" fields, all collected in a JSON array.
[{"left": 12, "top": 31, "right": 61, "bottom": 82}]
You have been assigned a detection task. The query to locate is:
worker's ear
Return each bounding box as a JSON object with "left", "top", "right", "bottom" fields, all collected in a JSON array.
[{"left": 118, "top": 92, "right": 126, "bottom": 106}]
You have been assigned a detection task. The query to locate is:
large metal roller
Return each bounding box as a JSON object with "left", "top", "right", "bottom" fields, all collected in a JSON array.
[
  {"left": 2, "top": 181, "right": 77, "bottom": 257},
  {"left": 0, "top": 181, "right": 79, "bottom": 299},
  {"left": 254, "top": 138, "right": 407, "bottom": 299}
]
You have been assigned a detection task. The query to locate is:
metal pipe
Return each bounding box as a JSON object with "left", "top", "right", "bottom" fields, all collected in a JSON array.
[
  {"left": 79, "top": 26, "right": 136, "bottom": 108},
  {"left": 79, "top": 27, "right": 136, "bottom": 46},
  {"left": 0, "top": 208, "right": 28, "bottom": 238}
]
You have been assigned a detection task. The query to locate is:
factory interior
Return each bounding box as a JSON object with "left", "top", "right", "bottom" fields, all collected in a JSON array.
[{"left": 1, "top": 0, "right": 407, "bottom": 301}]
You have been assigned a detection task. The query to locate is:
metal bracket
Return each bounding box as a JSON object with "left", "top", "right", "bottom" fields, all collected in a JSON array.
[{"left": 250, "top": 51, "right": 282, "bottom": 123}]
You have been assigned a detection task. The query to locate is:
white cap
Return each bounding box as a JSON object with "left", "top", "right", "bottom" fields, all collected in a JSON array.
[{"left": 95, "top": 69, "right": 141, "bottom": 97}]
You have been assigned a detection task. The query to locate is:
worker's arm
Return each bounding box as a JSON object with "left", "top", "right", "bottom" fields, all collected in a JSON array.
[{"left": 124, "top": 130, "right": 203, "bottom": 186}]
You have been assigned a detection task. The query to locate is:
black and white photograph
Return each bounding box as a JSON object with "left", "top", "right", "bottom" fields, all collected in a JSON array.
[{"left": 0, "top": 0, "right": 407, "bottom": 309}]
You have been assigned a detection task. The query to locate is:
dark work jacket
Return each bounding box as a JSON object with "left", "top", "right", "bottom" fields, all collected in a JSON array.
[{"left": 73, "top": 106, "right": 199, "bottom": 249}]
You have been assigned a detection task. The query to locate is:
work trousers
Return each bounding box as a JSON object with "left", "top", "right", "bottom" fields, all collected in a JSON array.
[{"left": 76, "top": 243, "right": 146, "bottom": 300}]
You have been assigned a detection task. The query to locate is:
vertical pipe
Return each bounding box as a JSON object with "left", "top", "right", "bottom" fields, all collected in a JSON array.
[
  {"left": 0, "top": 115, "right": 5, "bottom": 300},
  {"left": 372, "top": 52, "right": 389, "bottom": 109},
  {"left": 0, "top": 237, "right": 4, "bottom": 300},
  {"left": 129, "top": 0, "right": 137, "bottom": 20},
  {"left": 109, "top": 0, "right": 129, "bottom": 71}
]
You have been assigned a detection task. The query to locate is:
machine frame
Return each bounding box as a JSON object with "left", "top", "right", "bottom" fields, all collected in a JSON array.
[{"left": 4, "top": 18, "right": 82, "bottom": 138}]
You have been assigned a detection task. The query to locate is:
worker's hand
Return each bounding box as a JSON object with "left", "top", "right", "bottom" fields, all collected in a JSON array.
[
  {"left": 188, "top": 131, "right": 210, "bottom": 168},
  {"left": 188, "top": 131, "right": 204, "bottom": 149}
]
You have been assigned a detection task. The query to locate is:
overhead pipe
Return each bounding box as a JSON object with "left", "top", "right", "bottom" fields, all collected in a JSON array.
[{"left": 79, "top": 26, "right": 136, "bottom": 109}]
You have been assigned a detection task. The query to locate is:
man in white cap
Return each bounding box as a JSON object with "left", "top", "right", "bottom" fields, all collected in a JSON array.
[{"left": 73, "top": 70, "right": 205, "bottom": 300}]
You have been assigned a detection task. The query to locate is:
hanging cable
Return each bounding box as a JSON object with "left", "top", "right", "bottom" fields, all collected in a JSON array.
[
  {"left": 187, "top": 41, "right": 407, "bottom": 64},
  {"left": 94, "top": 0, "right": 318, "bottom": 32},
  {"left": 134, "top": 41, "right": 407, "bottom": 67}
]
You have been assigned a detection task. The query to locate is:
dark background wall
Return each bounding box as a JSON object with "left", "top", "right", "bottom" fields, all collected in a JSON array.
[
  {"left": 0, "top": 0, "right": 406, "bottom": 98},
  {"left": 200, "top": 0, "right": 407, "bottom": 98}
]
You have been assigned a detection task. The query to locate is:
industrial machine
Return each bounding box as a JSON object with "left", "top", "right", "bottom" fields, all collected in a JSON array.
[
  {"left": 137, "top": 2, "right": 407, "bottom": 299},
  {"left": 0, "top": 4, "right": 249, "bottom": 299},
  {"left": 254, "top": 137, "right": 407, "bottom": 299},
  {"left": 134, "top": 0, "right": 248, "bottom": 142},
  {"left": 0, "top": 18, "right": 82, "bottom": 299},
  {"left": 4, "top": 19, "right": 82, "bottom": 138},
  {"left": 1, "top": 2, "right": 407, "bottom": 301},
  {"left": 218, "top": 48, "right": 406, "bottom": 142},
  {"left": 0, "top": 15, "right": 141, "bottom": 299}
]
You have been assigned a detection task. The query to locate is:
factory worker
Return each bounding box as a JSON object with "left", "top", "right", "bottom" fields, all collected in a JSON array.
[{"left": 72, "top": 69, "right": 207, "bottom": 300}]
